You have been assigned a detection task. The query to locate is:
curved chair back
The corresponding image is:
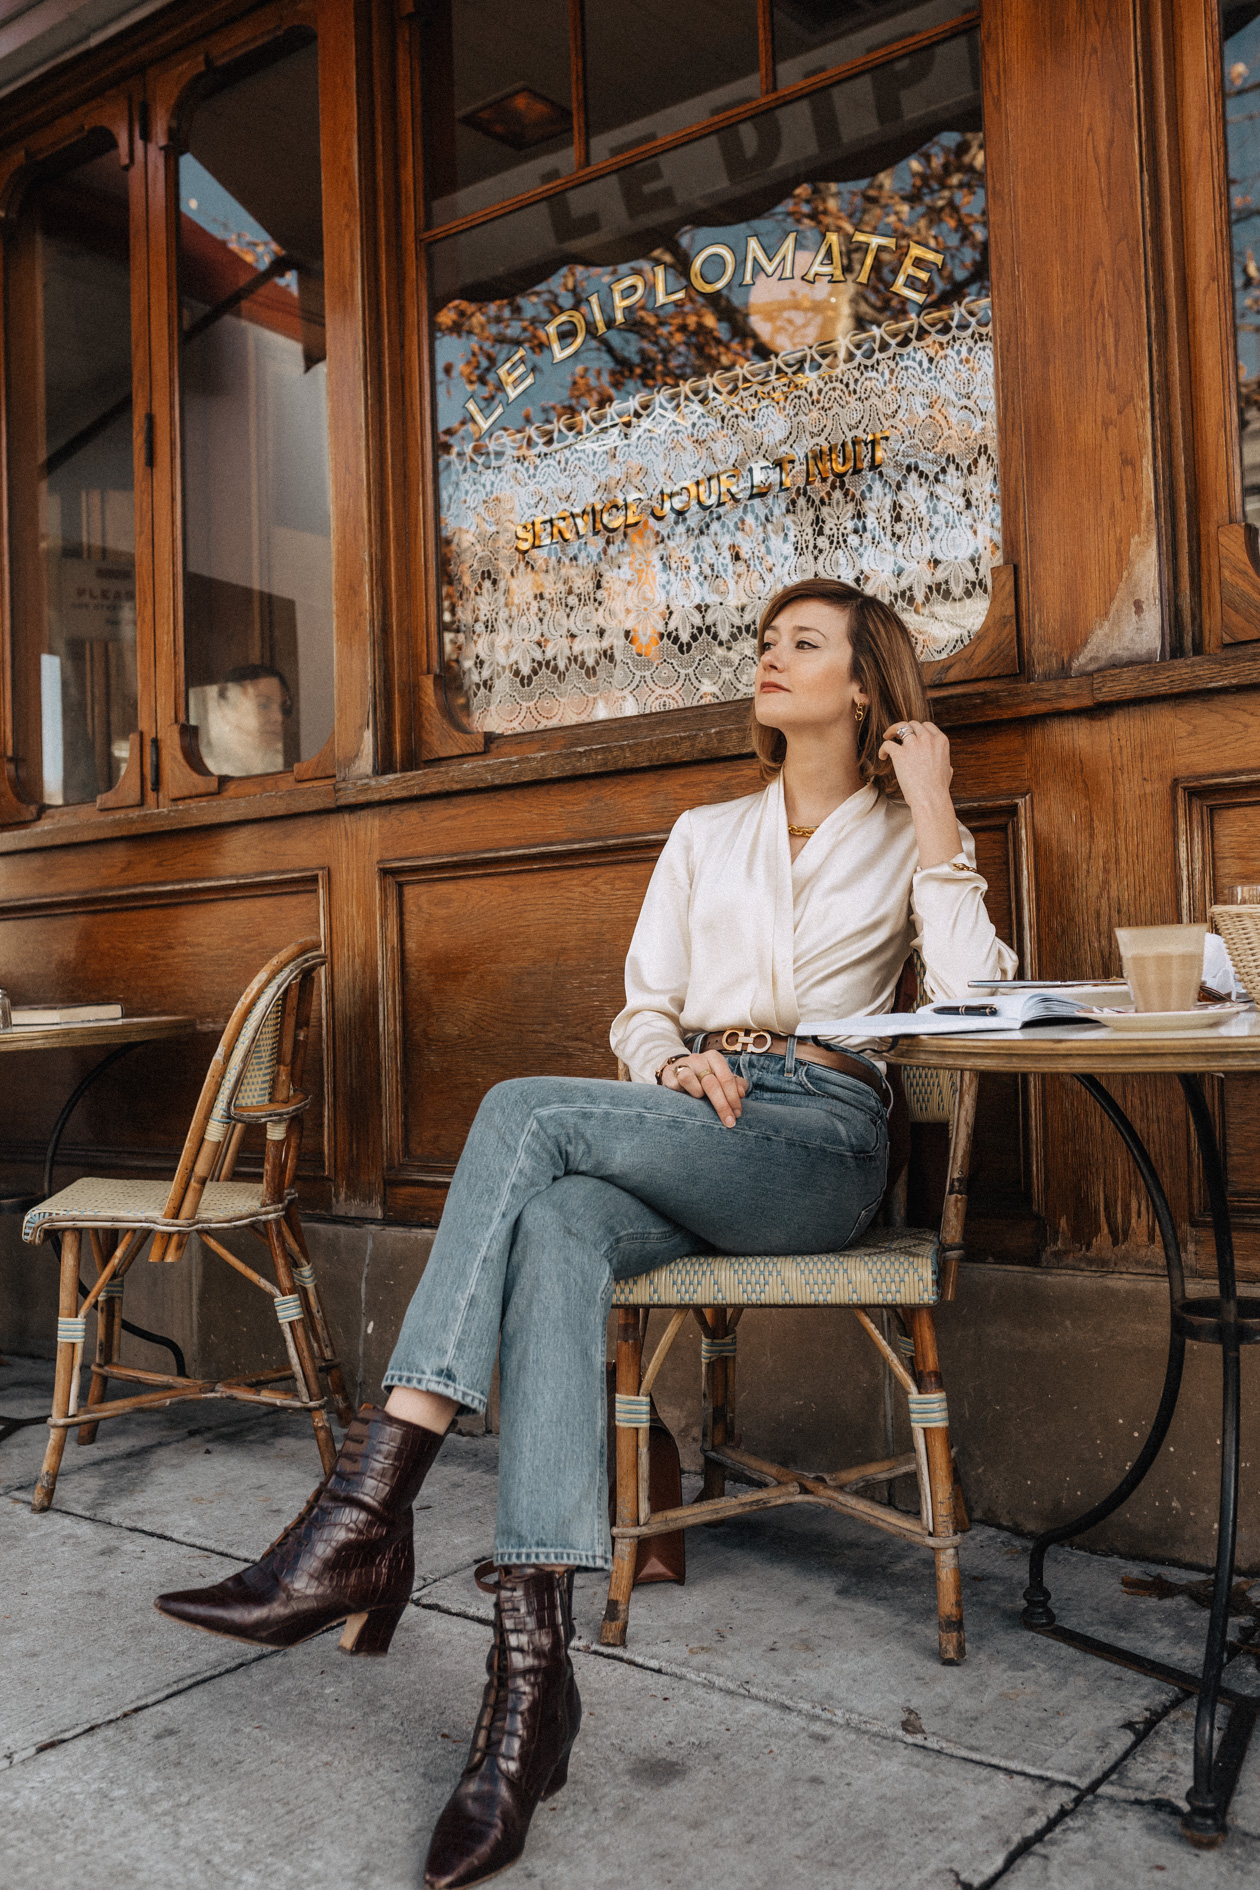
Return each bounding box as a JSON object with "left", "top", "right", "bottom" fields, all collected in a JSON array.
[
  {"left": 900, "top": 951, "right": 959, "bottom": 1126},
  {"left": 148, "top": 938, "right": 325, "bottom": 1261}
]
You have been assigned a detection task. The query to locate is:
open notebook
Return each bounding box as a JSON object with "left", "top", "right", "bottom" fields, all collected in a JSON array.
[{"left": 801, "top": 992, "right": 1097, "bottom": 1038}]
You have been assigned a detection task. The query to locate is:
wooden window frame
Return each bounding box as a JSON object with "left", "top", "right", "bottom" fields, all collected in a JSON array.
[
  {"left": 0, "top": 86, "right": 153, "bottom": 827},
  {"left": 1170, "top": 0, "right": 1260, "bottom": 651},
  {"left": 146, "top": 0, "right": 370, "bottom": 806},
  {"left": 0, "top": 0, "right": 377, "bottom": 834}
]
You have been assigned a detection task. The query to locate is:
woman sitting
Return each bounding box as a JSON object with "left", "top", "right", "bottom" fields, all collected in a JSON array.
[{"left": 154, "top": 578, "right": 1016, "bottom": 1889}]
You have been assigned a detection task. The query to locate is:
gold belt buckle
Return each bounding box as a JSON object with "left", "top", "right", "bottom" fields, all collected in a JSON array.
[{"left": 720, "top": 1028, "right": 773, "bottom": 1053}]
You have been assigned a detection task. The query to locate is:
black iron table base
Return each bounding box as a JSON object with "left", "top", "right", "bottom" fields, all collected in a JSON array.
[
  {"left": 1020, "top": 1073, "right": 1260, "bottom": 1847},
  {"left": 0, "top": 1042, "right": 186, "bottom": 1445}
]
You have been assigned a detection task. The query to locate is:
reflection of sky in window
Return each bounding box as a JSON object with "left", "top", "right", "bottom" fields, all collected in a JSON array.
[
  {"left": 1225, "top": 16, "right": 1260, "bottom": 379},
  {"left": 433, "top": 136, "right": 985, "bottom": 444},
  {"left": 178, "top": 155, "right": 297, "bottom": 294}
]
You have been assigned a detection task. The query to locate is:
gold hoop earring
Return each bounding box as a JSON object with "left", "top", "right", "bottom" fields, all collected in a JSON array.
[{"left": 854, "top": 703, "right": 867, "bottom": 725}]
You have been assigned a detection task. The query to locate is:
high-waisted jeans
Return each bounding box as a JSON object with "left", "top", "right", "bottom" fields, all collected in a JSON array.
[{"left": 383, "top": 1049, "right": 888, "bottom": 1569}]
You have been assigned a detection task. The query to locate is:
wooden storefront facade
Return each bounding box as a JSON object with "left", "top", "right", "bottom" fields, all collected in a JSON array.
[{"left": 0, "top": 0, "right": 1258, "bottom": 1567}]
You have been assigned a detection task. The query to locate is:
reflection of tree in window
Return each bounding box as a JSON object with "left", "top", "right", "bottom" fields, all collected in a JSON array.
[
  {"left": 1223, "top": 4, "right": 1260, "bottom": 523},
  {"left": 429, "top": 30, "right": 996, "bottom": 734},
  {"left": 178, "top": 32, "right": 334, "bottom": 777},
  {"left": 434, "top": 113, "right": 985, "bottom": 453}
]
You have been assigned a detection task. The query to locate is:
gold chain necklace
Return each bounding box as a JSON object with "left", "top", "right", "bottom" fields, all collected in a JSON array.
[{"left": 787, "top": 823, "right": 817, "bottom": 838}]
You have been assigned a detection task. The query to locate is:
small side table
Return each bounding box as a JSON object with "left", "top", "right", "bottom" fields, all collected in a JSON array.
[{"left": 886, "top": 1013, "right": 1260, "bottom": 1847}]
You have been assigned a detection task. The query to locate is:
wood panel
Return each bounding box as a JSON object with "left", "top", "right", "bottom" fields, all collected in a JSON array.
[
  {"left": 0, "top": 870, "right": 329, "bottom": 1192},
  {"left": 381, "top": 835, "right": 666, "bottom": 1207},
  {"left": 984, "top": 0, "right": 1165, "bottom": 678}
]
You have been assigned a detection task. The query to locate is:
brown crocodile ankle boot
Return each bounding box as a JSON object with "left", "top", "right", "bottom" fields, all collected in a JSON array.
[
  {"left": 154, "top": 1404, "right": 444, "bottom": 1654},
  {"left": 424, "top": 1563, "right": 582, "bottom": 1890}
]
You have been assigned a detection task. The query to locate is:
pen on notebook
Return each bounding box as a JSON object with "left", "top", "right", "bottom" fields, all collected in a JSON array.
[{"left": 932, "top": 1004, "right": 999, "bottom": 1016}]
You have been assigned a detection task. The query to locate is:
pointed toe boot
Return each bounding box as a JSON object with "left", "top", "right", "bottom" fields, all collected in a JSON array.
[
  {"left": 424, "top": 1565, "right": 582, "bottom": 1890},
  {"left": 155, "top": 1404, "right": 444, "bottom": 1654}
]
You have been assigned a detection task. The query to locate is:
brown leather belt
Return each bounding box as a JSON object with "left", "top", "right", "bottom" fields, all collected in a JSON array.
[{"left": 695, "top": 1029, "right": 884, "bottom": 1102}]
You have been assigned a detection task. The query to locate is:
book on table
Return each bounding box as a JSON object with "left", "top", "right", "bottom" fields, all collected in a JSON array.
[
  {"left": 801, "top": 992, "right": 1097, "bottom": 1038},
  {"left": 9, "top": 1002, "right": 124, "bottom": 1027}
]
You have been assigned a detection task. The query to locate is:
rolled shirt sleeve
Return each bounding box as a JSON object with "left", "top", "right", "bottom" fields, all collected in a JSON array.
[{"left": 911, "top": 826, "right": 1019, "bottom": 1001}]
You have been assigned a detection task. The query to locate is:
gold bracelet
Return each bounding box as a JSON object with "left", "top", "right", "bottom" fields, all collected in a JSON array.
[{"left": 656, "top": 1052, "right": 691, "bottom": 1085}]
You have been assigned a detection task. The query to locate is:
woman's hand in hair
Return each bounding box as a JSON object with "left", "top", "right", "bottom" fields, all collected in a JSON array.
[
  {"left": 878, "top": 720, "right": 963, "bottom": 869},
  {"left": 658, "top": 1050, "right": 749, "bottom": 1128}
]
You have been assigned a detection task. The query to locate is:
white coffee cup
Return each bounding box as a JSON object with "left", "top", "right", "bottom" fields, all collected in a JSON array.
[{"left": 1114, "top": 924, "right": 1206, "bottom": 1014}]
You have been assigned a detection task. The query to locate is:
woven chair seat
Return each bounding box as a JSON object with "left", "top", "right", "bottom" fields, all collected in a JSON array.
[
  {"left": 22, "top": 1177, "right": 295, "bottom": 1242},
  {"left": 610, "top": 1225, "right": 939, "bottom": 1308}
]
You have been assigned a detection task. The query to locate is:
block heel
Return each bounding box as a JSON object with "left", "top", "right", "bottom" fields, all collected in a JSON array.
[
  {"left": 154, "top": 1408, "right": 444, "bottom": 1652},
  {"left": 340, "top": 1601, "right": 407, "bottom": 1655},
  {"left": 541, "top": 1749, "right": 572, "bottom": 1798}
]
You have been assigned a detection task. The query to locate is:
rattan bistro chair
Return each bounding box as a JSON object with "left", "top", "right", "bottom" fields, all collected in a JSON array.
[
  {"left": 23, "top": 937, "right": 353, "bottom": 1513},
  {"left": 603, "top": 1044, "right": 979, "bottom": 1665}
]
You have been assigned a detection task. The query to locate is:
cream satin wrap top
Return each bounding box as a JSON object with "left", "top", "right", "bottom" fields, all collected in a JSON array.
[{"left": 610, "top": 773, "right": 1019, "bottom": 1084}]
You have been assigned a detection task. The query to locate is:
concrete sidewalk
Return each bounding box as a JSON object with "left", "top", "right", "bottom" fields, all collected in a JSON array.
[{"left": 2, "top": 1354, "right": 1258, "bottom": 1890}]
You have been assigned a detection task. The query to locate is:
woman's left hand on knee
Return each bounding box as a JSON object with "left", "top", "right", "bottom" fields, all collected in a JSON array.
[{"left": 658, "top": 1051, "right": 748, "bottom": 1128}]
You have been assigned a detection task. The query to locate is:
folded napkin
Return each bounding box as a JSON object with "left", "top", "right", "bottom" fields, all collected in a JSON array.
[{"left": 1204, "top": 931, "right": 1249, "bottom": 1000}]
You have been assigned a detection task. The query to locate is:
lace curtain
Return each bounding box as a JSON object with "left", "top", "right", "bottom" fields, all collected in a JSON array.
[{"left": 441, "top": 299, "right": 999, "bottom": 734}]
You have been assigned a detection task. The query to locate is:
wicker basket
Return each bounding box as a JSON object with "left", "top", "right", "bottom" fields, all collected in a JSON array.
[{"left": 1210, "top": 904, "right": 1260, "bottom": 999}]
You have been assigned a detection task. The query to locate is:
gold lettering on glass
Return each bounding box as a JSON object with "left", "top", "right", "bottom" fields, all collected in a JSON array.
[
  {"left": 890, "top": 243, "right": 945, "bottom": 305},
  {"left": 742, "top": 232, "right": 797, "bottom": 286},
  {"left": 689, "top": 243, "right": 737, "bottom": 293},
  {"left": 497, "top": 347, "right": 535, "bottom": 403},
  {"left": 850, "top": 231, "right": 896, "bottom": 284},
  {"left": 546, "top": 310, "right": 587, "bottom": 361},
  {"left": 611, "top": 273, "right": 647, "bottom": 325}
]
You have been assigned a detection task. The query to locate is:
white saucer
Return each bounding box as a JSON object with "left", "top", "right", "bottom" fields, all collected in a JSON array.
[{"left": 1092, "top": 1003, "right": 1245, "bottom": 1034}]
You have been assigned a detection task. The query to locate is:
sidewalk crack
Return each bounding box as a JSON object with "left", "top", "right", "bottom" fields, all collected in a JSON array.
[
  {"left": 955, "top": 1692, "right": 1188, "bottom": 1889},
  {"left": 3, "top": 1492, "right": 248, "bottom": 1563},
  {"left": 1, "top": 1646, "right": 284, "bottom": 1772}
]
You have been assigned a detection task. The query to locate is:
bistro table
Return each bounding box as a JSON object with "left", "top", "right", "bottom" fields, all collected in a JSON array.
[
  {"left": 884, "top": 1012, "right": 1260, "bottom": 1846},
  {"left": 0, "top": 1014, "right": 197, "bottom": 1441}
]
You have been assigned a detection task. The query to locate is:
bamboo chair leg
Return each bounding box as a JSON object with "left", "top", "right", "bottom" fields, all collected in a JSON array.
[
  {"left": 909, "top": 1306, "right": 965, "bottom": 1664},
  {"left": 34, "top": 1231, "right": 82, "bottom": 1512},
  {"left": 700, "top": 1308, "right": 728, "bottom": 1502},
  {"left": 79, "top": 1232, "right": 121, "bottom": 1447},
  {"left": 282, "top": 1203, "right": 353, "bottom": 1428},
  {"left": 265, "top": 1220, "right": 337, "bottom": 1475},
  {"left": 600, "top": 1309, "right": 643, "bottom": 1647}
]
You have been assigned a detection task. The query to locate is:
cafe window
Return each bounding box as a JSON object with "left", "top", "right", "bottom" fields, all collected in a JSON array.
[
  {"left": 426, "top": 20, "right": 994, "bottom": 734},
  {"left": 1223, "top": 3, "right": 1260, "bottom": 526},
  {"left": 177, "top": 29, "right": 333, "bottom": 779},
  {"left": 4, "top": 134, "right": 137, "bottom": 805}
]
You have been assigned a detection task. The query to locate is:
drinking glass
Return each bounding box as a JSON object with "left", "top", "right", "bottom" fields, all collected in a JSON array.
[{"left": 1114, "top": 924, "right": 1206, "bottom": 1013}]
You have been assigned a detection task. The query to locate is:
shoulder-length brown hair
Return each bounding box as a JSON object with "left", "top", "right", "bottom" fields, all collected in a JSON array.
[{"left": 749, "top": 579, "right": 930, "bottom": 793}]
